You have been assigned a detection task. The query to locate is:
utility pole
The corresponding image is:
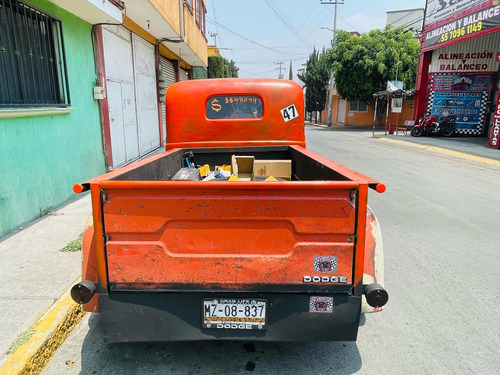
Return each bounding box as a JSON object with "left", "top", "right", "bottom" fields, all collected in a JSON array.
[
  {"left": 209, "top": 32, "right": 217, "bottom": 46},
  {"left": 321, "top": 0, "right": 344, "bottom": 126},
  {"left": 274, "top": 61, "right": 285, "bottom": 79}
]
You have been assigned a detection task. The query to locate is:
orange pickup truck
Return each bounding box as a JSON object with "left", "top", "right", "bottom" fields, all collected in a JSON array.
[{"left": 71, "top": 79, "right": 388, "bottom": 342}]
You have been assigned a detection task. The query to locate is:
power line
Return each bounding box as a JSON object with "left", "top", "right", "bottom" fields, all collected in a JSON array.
[
  {"left": 290, "top": 3, "right": 325, "bottom": 47},
  {"left": 236, "top": 55, "right": 310, "bottom": 65},
  {"left": 239, "top": 69, "right": 274, "bottom": 78},
  {"left": 320, "top": 0, "right": 344, "bottom": 38},
  {"left": 337, "top": 15, "right": 358, "bottom": 31},
  {"left": 322, "top": 4, "right": 358, "bottom": 31},
  {"left": 295, "top": 2, "right": 323, "bottom": 37},
  {"left": 388, "top": 9, "right": 424, "bottom": 29},
  {"left": 302, "top": 6, "right": 332, "bottom": 42},
  {"left": 206, "top": 16, "right": 304, "bottom": 56},
  {"left": 264, "top": 0, "right": 311, "bottom": 47},
  {"left": 210, "top": 0, "right": 221, "bottom": 46}
]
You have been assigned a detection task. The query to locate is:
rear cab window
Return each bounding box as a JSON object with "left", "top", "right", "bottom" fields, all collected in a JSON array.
[{"left": 206, "top": 95, "right": 263, "bottom": 119}]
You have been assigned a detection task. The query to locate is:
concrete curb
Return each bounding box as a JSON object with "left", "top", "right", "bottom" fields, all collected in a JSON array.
[{"left": 0, "top": 280, "right": 84, "bottom": 375}]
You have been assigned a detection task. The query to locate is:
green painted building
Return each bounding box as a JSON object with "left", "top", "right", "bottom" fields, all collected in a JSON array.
[{"left": 0, "top": 0, "right": 113, "bottom": 237}]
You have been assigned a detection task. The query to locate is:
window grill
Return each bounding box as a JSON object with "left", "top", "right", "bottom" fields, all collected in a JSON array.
[
  {"left": 349, "top": 100, "right": 368, "bottom": 112},
  {"left": 0, "top": 0, "right": 70, "bottom": 108}
]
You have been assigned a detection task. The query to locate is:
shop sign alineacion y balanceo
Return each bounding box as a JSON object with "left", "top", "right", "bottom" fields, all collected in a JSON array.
[{"left": 424, "top": 1, "right": 500, "bottom": 49}]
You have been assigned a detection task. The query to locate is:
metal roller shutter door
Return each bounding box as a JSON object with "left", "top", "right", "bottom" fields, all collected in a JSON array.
[
  {"left": 160, "top": 57, "right": 176, "bottom": 144},
  {"left": 179, "top": 68, "right": 189, "bottom": 81}
]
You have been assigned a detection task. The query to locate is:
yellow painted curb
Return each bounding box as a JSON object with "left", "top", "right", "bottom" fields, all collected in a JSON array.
[
  {"left": 378, "top": 136, "right": 500, "bottom": 166},
  {"left": 0, "top": 282, "right": 85, "bottom": 375}
]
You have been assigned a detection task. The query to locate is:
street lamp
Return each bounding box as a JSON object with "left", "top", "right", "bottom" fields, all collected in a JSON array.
[{"left": 320, "top": 27, "right": 334, "bottom": 32}]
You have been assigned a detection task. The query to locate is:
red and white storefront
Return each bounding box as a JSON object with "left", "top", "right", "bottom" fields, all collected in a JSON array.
[{"left": 414, "top": 0, "right": 500, "bottom": 148}]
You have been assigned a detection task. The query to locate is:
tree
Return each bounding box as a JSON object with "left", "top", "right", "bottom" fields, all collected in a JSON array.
[
  {"left": 208, "top": 56, "right": 224, "bottom": 78},
  {"left": 326, "top": 27, "right": 419, "bottom": 125},
  {"left": 208, "top": 56, "right": 239, "bottom": 78},
  {"left": 224, "top": 58, "right": 239, "bottom": 78},
  {"left": 297, "top": 48, "right": 329, "bottom": 123}
]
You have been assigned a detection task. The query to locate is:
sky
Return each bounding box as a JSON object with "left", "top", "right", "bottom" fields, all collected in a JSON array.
[{"left": 206, "top": 0, "right": 426, "bottom": 81}]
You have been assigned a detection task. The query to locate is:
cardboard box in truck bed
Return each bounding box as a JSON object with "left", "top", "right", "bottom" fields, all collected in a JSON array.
[{"left": 254, "top": 160, "right": 291, "bottom": 180}]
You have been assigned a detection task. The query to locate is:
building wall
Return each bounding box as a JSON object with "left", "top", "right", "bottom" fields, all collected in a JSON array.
[
  {"left": 416, "top": 0, "right": 500, "bottom": 142},
  {"left": 148, "top": 0, "right": 207, "bottom": 66},
  {"left": 323, "top": 95, "right": 414, "bottom": 126},
  {"left": 150, "top": 0, "right": 180, "bottom": 32},
  {"left": 182, "top": 2, "right": 208, "bottom": 65},
  {"left": 208, "top": 46, "right": 221, "bottom": 56},
  {"left": 0, "top": 0, "right": 105, "bottom": 237}
]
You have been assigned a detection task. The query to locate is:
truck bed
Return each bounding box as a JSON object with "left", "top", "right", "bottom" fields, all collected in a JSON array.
[
  {"left": 110, "top": 145, "right": 354, "bottom": 182},
  {"left": 84, "top": 145, "right": 382, "bottom": 294}
]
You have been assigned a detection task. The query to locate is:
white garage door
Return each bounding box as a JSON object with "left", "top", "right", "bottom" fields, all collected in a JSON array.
[
  {"left": 102, "top": 26, "right": 139, "bottom": 167},
  {"left": 102, "top": 26, "right": 160, "bottom": 168},
  {"left": 133, "top": 34, "right": 160, "bottom": 156}
]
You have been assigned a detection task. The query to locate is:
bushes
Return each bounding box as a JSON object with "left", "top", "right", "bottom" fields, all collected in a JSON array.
[
  {"left": 208, "top": 56, "right": 224, "bottom": 78},
  {"left": 208, "top": 56, "right": 239, "bottom": 78}
]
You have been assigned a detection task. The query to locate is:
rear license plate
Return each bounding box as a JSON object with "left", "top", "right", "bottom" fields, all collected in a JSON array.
[{"left": 202, "top": 298, "right": 267, "bottom": 330}]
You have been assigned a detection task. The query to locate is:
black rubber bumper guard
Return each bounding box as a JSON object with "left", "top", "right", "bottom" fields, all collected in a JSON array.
[{"left": 99, "top": 291, "right": 362, "bottom": 343}]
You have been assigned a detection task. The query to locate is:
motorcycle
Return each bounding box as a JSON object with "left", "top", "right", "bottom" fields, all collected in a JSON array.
[{"left": 410, "top": 115, "right": 456, "bottom": 137}]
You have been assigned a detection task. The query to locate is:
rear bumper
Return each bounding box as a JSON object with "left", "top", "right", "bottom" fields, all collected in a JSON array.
[{"left": 99, "top": 292, "right": 361, "bottom": 342}]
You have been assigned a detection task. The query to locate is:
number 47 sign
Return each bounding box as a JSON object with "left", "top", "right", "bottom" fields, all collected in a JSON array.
[{"left": 281, "top": 104, "right": 299, "bottom": 122}]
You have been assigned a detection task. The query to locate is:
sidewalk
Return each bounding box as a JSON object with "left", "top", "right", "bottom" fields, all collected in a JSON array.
[
  {"left": 1, "top": 129, "right": 500, "bottom": 373},
  {"left": 0, "top": 194, "right": 92, "bottom": 371}
]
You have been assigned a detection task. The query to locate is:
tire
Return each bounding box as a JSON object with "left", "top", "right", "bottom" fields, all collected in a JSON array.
[
  {"left": 411, "top": 126, "right": 423, "bottom": 137},
  {"left": 442, "top": 124, "right": 454, "bottom": 137}
]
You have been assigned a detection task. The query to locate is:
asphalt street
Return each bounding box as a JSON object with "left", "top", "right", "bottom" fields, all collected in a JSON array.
[{"left": 43, "top": 127, "right": 500, "bottom": 375}]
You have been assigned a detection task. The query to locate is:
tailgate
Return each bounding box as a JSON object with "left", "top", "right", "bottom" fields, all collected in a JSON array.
[{"left": 101, "top": 182, "right": 357, "bottom": 291}]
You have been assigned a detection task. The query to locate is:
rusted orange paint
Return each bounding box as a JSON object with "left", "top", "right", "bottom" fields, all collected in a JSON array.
[
  {"left": 103, "top": 185, "right": 355, "bottom": 287},
  {"left": 165, "top": 79, "right": 306, "bottom": 150}
]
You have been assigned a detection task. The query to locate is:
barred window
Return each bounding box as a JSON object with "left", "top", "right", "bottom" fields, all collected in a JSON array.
[
  {"left": 195, "top": 0, "right": 200, "bottom": 25},
  {"left": 0, "top": 0, "right": 70, "bottom": 108},
  {"left": 195, "top": 0, "right": 205, "bottom": 37},
  {"left": 349, "top": 100, "right": 368, "bottom": 112}
]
